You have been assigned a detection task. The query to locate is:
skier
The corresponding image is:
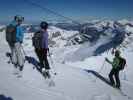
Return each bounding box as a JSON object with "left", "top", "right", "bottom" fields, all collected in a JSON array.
[
  {"left": 105, "top": 50, "right": 126, "bottom": 89},
  {"left": 32, "top": 21, "right": 51, "bottom": 78},
  {"left": 6, "top": 15, "right": 25, "bottom": 77}
]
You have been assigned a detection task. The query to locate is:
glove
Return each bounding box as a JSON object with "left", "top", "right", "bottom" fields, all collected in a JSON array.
[{"left": 20, "top": 41, "right": 23, "bottom": 44}]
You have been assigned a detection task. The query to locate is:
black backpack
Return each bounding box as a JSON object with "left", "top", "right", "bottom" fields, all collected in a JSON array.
[
  {"left": 118, "top": 57, "right": 126, "bottom": 70},
  {"left": 6, "top": 24, "right": 16, "bottom": 46},
  {"left": 32, "top": 31, "right": 43, "bottom": 49}
]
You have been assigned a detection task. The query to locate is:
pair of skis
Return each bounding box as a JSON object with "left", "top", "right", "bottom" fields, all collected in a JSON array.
[
  {"left": 6, "top": 52, "right": 23, "bottom": 78},
  {"left": 33, "top": 65, "right": 51, "bottom": 79}
]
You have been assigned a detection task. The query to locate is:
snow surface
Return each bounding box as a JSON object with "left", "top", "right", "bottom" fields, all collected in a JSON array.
[{"left": 0, "top": 22, "right": 133, "bottom": 100}]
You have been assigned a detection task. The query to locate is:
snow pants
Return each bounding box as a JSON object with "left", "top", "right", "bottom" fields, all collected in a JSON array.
[
  {"left": 35, "top": 48, "right": 50, "bottom": 70},
  {"left": 9, "top": 42, "right": 25, "bottom": 71},
  {"left": 109, "top": 68, "right": 121, "bottom": 88}
]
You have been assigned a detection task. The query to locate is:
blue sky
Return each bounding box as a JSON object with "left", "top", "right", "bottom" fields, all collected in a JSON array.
[{"left": 0, "top": 0, "right": 133, "bottom": 23}]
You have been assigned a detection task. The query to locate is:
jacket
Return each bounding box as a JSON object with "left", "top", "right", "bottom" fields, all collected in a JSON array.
[
  {"left": 10, "top": 20, "right": 24, "bottom": 43},
  {"left": 41, "top": 29, "right": 48, "bottom": 49},
  {"left": 106, "top": 57, "right": 120, "bottom": 69}
]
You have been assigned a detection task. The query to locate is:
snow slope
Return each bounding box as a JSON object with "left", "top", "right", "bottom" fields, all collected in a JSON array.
[{"left": 0, "top": 23, "right": 133, "bottom": 100}]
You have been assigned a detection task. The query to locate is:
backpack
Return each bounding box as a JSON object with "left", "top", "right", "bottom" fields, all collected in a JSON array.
[
  {"left": 118, "top": 57, "right": 126, "bottom": 70},
  {"left": 6, "top": 24, "right": 16, "bottom": 45},
  {"left": 32, "top": 31, "right": 43, "bottom": 49}
]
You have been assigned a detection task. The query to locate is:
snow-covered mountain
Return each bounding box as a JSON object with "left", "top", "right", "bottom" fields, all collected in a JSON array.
[
  {"left": 49, "top": 20, "right": 133, "bottom": 62},
  {"left": 0, "top": 19, "right": 133, "bottom": 100},
  {"left": 1, "top": 20, "right": 133, "bottom": 61},
  {"left": 0, "top": 25, "right": 5, "bottom": 32},
  {"left": 24, "top": 19, "right": 133, "bottom": 48},
  {"left": 15, "top": 19, "right": 133, "bottom": 63}
]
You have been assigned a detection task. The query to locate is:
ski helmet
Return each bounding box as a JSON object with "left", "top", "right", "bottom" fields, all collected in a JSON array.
[
  {"left": 40, "top": 21, "right": 48, "bottom": 29},
  {"left": 14, "top": 15, "right": 24, "bottom": 22},
  {"left": 115, "top": 50, "right": 121, "bottom": 57}
]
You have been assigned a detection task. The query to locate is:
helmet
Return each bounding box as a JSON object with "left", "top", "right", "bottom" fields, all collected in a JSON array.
[
  {"left": 115, "top": 50, "right": 121, "bottom": 56},
  {"left": 14, "top": 15, "right": 24, "bottom": 22},
  {"left": 40, "top": 21, "right": 48, "bottom": 29}
]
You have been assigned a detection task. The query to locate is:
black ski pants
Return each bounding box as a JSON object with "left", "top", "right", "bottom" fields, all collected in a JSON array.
[
  {"left": 35, "top": 48, "right": 50, "bottom": 70},
  {"left": 109, "top": 68, "right": 121, "bottom": 88}
]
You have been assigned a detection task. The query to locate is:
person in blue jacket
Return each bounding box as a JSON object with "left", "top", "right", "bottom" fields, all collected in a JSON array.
[{"left": 8, "top": 15, "right": 25, "bottom": 77}]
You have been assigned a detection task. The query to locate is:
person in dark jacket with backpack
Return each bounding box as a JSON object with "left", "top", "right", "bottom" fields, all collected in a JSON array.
[
  {"left": 33, "top": 21, "right": 51, "bottom": 78},
  {"left": 105, "top": 50, "right": 122, "bottom": 89}
]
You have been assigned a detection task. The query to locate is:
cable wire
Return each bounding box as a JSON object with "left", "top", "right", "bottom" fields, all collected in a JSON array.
[{"left": 23, "top": 0, "right": 81, "bottom": 26}]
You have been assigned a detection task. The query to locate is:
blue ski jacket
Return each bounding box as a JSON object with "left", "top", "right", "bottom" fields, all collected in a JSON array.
[{"left": 10, "top": 20, "right": 24, "bottom": 43}]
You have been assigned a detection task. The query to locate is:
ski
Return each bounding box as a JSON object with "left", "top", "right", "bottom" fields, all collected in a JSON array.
[
  {"left": 104, "top": 78, "right": 132, "bottom": 99},
  {"left": 33, "top": 65, "right": 51, "bottom": 79},
  {"left": 105, "top": 79, "right": 131, "bottom": 99},
  {"left": 6, "top": 52, "right": 12, "bottom": 64},
  {"left": 116, "top": 88, "right": 131, "bottom": 99}
]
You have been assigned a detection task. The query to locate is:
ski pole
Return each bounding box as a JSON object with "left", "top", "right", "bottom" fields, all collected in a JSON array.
[
  {"left": 123, "top": 70, "right": 127, "bottom": 80},
  {"left": 48, "top": 50, "right": 57, "bottom": 75},
  {"left": 98, "top": 60, "right": 106, "bottom": 74},
  {"left": 94, "top": 59, "right": 106, "bottom": 82},
  {"left": 21, "top": 45, "right": 27, "bottom": 57},
  {"left": 21, "top": 45, "right": 27, "bottom": 62},
  {"left": 123, "top": 64, "right": 128, "bottom": 81}
]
